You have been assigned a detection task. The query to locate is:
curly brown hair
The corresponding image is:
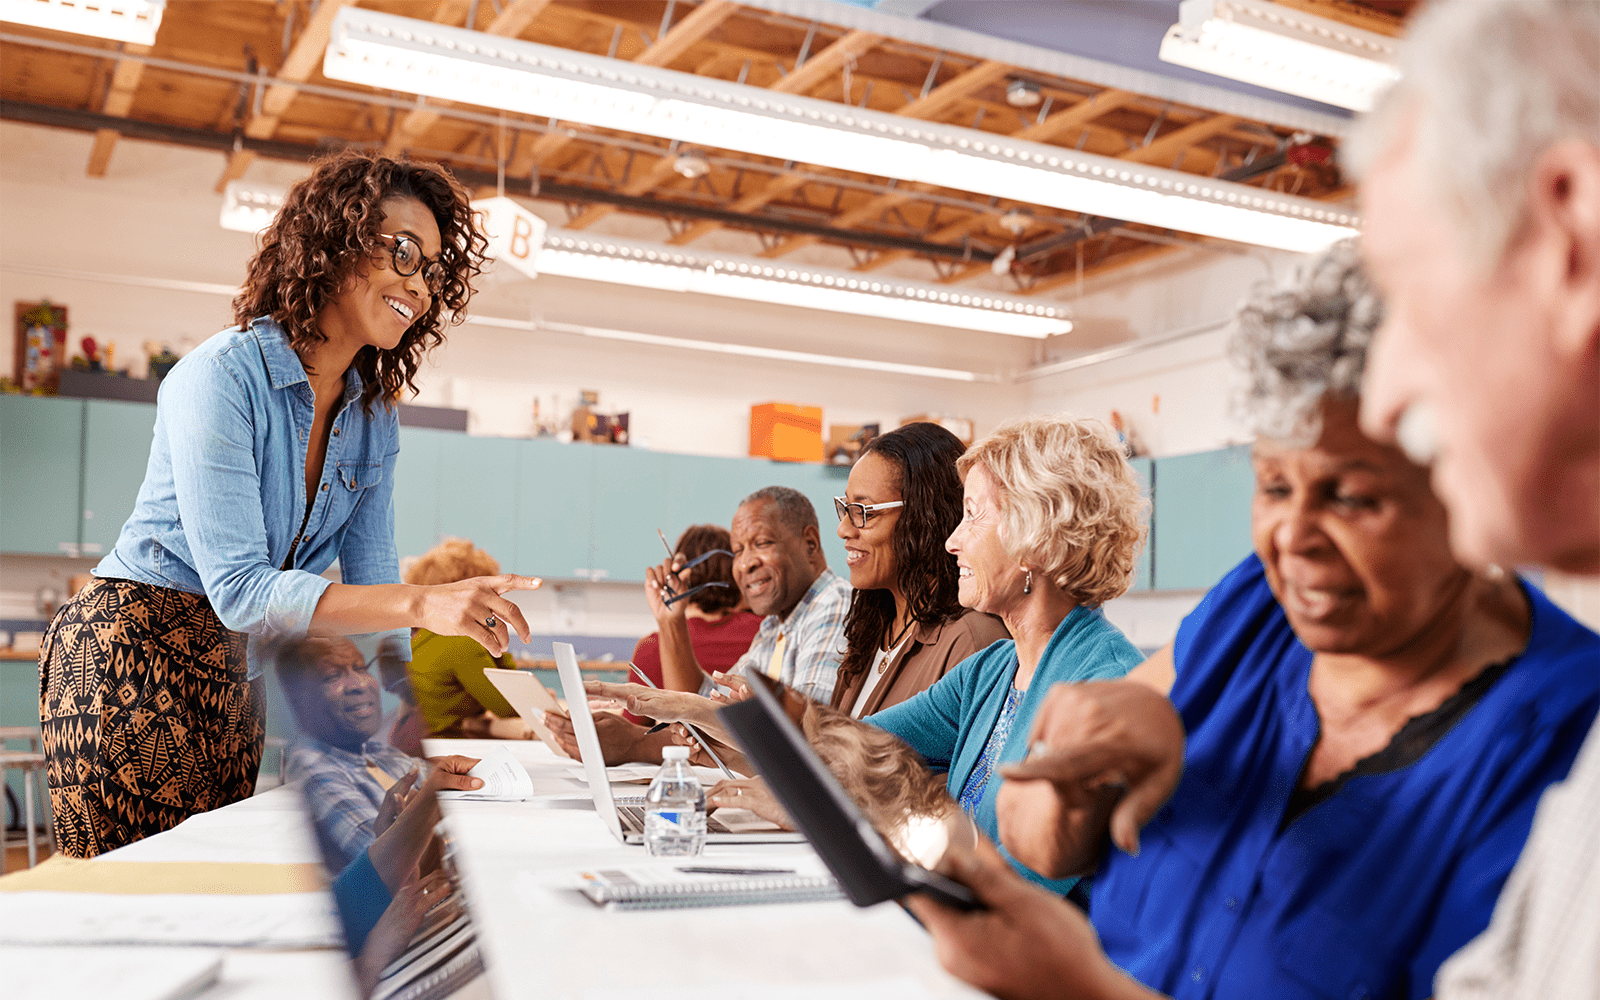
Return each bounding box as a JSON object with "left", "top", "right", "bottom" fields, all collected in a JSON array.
[
  {"left": 232, "top": 150, "right": 488, "bottom": 413},
  {"left": 674, "top": 524, "right": 740, "bottom": 614}
]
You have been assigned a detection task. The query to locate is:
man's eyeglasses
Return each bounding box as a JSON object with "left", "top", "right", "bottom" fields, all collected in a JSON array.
[
  {"left": 834, "top": 497, "right": 905, "bottom": 529},
  {"left": 378, "top": 233, "right": 446, "bottom": 294},
  {"left": 660, "top": 547, "right": 735, "bottom": 607}
]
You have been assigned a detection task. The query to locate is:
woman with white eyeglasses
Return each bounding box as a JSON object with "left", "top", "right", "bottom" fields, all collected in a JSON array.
[
  {"left": 37, "top": 150, "right": 539, "bottom": 858},
  {"left": 830, "top": 421, "right": 1010, "bottom": 718}
]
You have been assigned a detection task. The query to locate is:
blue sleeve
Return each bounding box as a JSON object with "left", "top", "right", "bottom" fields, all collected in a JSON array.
[
  {"left": 163, "top": 354, "right": 329, "bottom": 637},
  {"left": 332, "top": 848, "right": 393, "bottom": 955},
  {"left": 867, "top": 650, "right": 984, "bottom": 771},
  {"left": 335, "top": 416, "right": 409, "bottom": 660}
]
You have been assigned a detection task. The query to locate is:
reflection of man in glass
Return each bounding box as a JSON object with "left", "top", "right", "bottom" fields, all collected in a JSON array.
[{"left": 279, "top": 637, "right": 426, "bottom": 872}]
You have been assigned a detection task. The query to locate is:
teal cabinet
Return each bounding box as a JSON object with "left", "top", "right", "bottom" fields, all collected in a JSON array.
[
  {"left": 589, "top": 446, "right": 667, "bottom": 581},
  {"left": 1129, "top": 456, "right": 1153, "bottom": 592},
  {"left": 393, "top": 427, "right": 445, "bottom": 560},
  {"left": 438, "top": 434, "right": 520, "bottom": 570},
  {"left": 515, "top": 439, "right": 594, "bottom": 579},
  {"left": 1152, "top": 444, "right": 1256, "bottom": 591},
  {"left": 80, "top": 400, "right": 159, "bottom": 557},
  {"left": 0, "top": 395, "right": 85, "bottom": 555}
]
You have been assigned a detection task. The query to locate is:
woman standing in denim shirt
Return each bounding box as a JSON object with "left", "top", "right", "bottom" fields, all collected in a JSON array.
[{"left": 37, "top": 151, "right": 540, "bottom": 858}]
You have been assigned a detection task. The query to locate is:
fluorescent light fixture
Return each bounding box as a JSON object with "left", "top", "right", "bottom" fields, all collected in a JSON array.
[
  {"left": 530, "top": 228, "right": 1072, "bottom": 339},
  {"left": 0, "top": 0, "right": 164, "bottom": 45},
  {"left": 322, "top": 8, "right": 1358, "bottom": 253},
  {"left": 1159, "top": 0, "right": 1401, "bottom": 113},
  {"left": 466, "top": 313, "right": 997, "bottom": 383},
  {"left": 219, "top": 179, "right": 287, "bottom": 234}
]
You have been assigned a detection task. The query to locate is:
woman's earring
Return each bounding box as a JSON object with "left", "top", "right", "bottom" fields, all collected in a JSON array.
[{"left": 1023, "top": 570, "right": 1033, "bottom": 595}]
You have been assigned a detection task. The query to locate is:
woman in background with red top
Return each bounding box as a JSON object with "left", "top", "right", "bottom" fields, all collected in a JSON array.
[{"left": 628, "top": 525, "right": 760, "bottom": 712}]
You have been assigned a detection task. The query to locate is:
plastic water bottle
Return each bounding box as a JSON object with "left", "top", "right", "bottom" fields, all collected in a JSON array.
[{"left": 644, "top": 745, "right": 706, "bottom": 857}]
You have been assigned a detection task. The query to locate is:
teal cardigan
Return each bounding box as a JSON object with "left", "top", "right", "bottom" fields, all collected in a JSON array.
[{"left": 868, "top": 605, "right": 1143, "bottom": 893}]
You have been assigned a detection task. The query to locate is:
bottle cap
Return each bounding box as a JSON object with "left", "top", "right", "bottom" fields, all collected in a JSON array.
[{"left": 662, "top": 745, "right": 690, "bottom": 761}]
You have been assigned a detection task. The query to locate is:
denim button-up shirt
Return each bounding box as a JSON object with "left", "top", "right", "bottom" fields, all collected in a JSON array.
[{"left": 95, "top": 316, "right": 407, "bottom": 675}]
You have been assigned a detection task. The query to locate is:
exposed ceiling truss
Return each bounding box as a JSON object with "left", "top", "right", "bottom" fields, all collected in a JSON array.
[{"left": 0, "top": 0, "right": 1395, "bottom": 291}]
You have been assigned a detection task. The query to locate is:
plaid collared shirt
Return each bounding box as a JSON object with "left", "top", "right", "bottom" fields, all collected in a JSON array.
[
  {"left": 286, "top": 734, "right": 419, "bottom": 872},
  {"left": 729, "top": 568, "right": 852, "bottom": 704}
]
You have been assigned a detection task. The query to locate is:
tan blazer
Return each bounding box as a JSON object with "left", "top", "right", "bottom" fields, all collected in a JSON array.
[{"left": 830, "top": 609, "right": 1011, "bottom": 718}]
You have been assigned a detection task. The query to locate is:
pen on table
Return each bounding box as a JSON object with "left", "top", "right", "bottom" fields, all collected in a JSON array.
[{"left": 676, "top": 866, "right": 796, "bottom": 876}]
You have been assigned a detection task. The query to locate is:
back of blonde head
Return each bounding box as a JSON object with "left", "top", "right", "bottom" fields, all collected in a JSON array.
[{"left": 405, "top": 537, "right": 499, "bottom": 586}]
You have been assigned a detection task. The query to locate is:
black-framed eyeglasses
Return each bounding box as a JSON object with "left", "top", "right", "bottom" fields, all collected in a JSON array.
[
  {"left": 834, "top": 496, "right": 905, "bottom": 529},
  {"left": 660, "top": 548, "right": 735, "bottom": 607},
  {"left": 378, "top": 233, "right": 446, "bottom": 293}
]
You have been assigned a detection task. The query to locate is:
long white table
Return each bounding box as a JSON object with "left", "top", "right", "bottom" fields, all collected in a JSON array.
[
  {"left": 427, "top": 738, "right": 984, "bottom": 1000},
  {"left": 1, "top": 740, "right": 982, "bottom": 1000}
]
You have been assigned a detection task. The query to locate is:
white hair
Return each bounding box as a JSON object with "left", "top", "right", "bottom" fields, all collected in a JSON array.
[
  {"left": 1346, "top": 0, "right": 1600, "bottom": 264},
  {"left": 1229, "top": 240, "right": 1383, "bottom": 443}
]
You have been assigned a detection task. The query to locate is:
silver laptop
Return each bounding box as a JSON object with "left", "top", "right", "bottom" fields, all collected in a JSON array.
[{"left": 551, "top": 642, "right": 805, "bottom": 845}]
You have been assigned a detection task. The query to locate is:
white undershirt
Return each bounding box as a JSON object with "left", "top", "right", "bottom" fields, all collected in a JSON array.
[{"left": 851, "top": 633, "right": 912, "bottom": 718}]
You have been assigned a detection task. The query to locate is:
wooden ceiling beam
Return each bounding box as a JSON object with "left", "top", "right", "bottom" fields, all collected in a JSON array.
[
  {"left": 894, "top": 59, "right": 1011, "bottom": 119},
  {"left": 1120, "top": 113, "right": 1239, "bottom": 166},
  {"left": 667, "top": 171, "right": 810, "bottom": 244},
  {"left": 85, "top": 42, "right": 149, "bottom": 177},
  {"left": 563, "top": 153, "right": 685, "bottom": 230},
  {"left": 384, "top": 0, "right": 554, "bottom": 155},
  {"left": 243, "top": 0, "right": 356, "bottom": 140},
  {"left": 1012, "top": 88, "right": 1136, "bottom": 144},
  {"left": 634, "top": 0, "right": 739, "bottom": 69},
  {"left": 757, "top": 183, "right": 929, "bottom": 258},
  {"left": 768, "top": 29, "right": 882, "bottom": 95}
]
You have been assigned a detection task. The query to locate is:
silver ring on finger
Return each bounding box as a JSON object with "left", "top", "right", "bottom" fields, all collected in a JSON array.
[{"left": 484, "top": 613, "right": 499, "bottom": 629}]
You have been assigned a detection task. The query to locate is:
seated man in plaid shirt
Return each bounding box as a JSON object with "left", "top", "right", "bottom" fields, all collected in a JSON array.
[{"left": 279, "top": 636, "right": 476, "bottom": 872}]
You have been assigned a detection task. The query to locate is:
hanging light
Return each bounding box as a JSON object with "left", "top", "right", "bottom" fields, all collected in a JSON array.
[{"left": 0, "top": 0, "right": 165, "bottom": 45}]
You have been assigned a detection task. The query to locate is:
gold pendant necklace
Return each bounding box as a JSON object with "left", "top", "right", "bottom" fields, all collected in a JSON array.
[{"left": 878, "top": 618, "right": 915, "bottom": 673}]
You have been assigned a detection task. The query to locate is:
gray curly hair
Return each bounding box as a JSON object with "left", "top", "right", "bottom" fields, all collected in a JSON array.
[{"left": 1229, "top": 240, "right": 1383, "bottom": 444}]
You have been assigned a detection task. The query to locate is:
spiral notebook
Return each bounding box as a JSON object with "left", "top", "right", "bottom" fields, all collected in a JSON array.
[{"left": 577, "top": 866, "right": 842, "bottom": 911}]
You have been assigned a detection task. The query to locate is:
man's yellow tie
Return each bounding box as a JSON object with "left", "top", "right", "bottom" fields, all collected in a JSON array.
[
  {"left": 765, "top": 633, "right": 787, "bottom": 680},
  {"left": 366, "top": 762, "right": 397, "bottom": 791}
]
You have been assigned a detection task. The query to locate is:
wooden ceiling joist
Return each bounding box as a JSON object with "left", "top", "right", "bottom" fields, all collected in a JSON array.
[
  {"left": 563, "top": 152, "right": 685, "bottom": 229},
  {"left": 894, "top": 59, "right": 1010, "bottom": 120},
  {"left": 85, "top": 42, "right": 148, "bottom": 177},
  {"left": 634, "top": 0, "right": 740, "bottom": 68},
  {"left": 769, "top": 29, "right": 882, "bottom": 95},
  {"left": 384, "top": 0, "right": 555, "bottom": 155}
]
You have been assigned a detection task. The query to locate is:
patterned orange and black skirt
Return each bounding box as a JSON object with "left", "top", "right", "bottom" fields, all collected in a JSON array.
[{"left": 37, "top": 577, "right": 264, "bottom": 858}]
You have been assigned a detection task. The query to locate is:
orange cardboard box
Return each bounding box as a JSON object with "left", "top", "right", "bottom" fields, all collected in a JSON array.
[{"left": 751, "top": 403, "right": 824, "bottom": 463}]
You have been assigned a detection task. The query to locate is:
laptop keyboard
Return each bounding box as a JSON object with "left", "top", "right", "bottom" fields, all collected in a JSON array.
[{"left": 616, "top": 796, "right": 731, "bottom": 835}]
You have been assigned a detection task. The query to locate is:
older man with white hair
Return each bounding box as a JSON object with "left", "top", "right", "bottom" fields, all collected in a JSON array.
[{"left": 1352, "top": 2, "right": 1600, "bottom": 997}]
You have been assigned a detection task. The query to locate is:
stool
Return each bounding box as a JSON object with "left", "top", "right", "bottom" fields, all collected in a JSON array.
[{"left": 0, "top": 748, "right": 53, "bottom": 873}]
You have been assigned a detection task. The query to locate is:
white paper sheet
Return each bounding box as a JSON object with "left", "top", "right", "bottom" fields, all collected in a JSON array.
[
  {"left": 437, "top": 743, "right": 536, "bottom": 801},
  {"left": 3, "top": 946, "right": 224, "bottom": 1000}
]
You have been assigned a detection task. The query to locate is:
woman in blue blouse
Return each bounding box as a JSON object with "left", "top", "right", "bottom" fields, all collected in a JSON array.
[
  {"left": 37, "top": 151, "right": 539, "bottom": 858},
  {"left": 906, "top": 242, "right": 1600, "bottom": 1000}
]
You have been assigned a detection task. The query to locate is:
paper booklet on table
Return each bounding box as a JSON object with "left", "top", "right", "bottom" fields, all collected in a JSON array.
[
  {"left": 576, "top": 865, "right": 842, "bottom": 911},
  {"left": 717, "top": 666, "right": 980, "bottom": 912},
  {"left": 482, "top": 666, "right": 572, "bottom": 758},
  {"left": 435, "top": 742, "right": 535, "bottom": 801}
]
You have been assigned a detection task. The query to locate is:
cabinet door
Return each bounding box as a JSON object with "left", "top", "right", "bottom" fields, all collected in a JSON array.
[
  {"left": 660, "top": 453, "right": 748, "bottom": 543},
  {"left": 80, "top": 400, "right": 158, "bottom": 557},
  {"left": 1152, "top": 444, "right": 1256, "bottom": 591},
  {"left": 515, "top": 439, "right": 594, "bottom": 580},
  {"left": 589, "top": 446, "right": 666, "bottom": 582},
  {"left": 1129, "top": 456, "right": 1154, "bottom": 592},
  {"left": 438, "top": 435, "right": 520, "bottom": 570},
  {"left": 0, "top": 395, "right": 84, "bottom": 555},
  {"left": 393, "top": 427, "right": 444, "bottom": 560}
]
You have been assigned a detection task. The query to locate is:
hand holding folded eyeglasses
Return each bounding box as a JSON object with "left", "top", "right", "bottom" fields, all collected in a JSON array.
[{"left": 644, "top": 554, "right": 691, "bottom": 624}]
